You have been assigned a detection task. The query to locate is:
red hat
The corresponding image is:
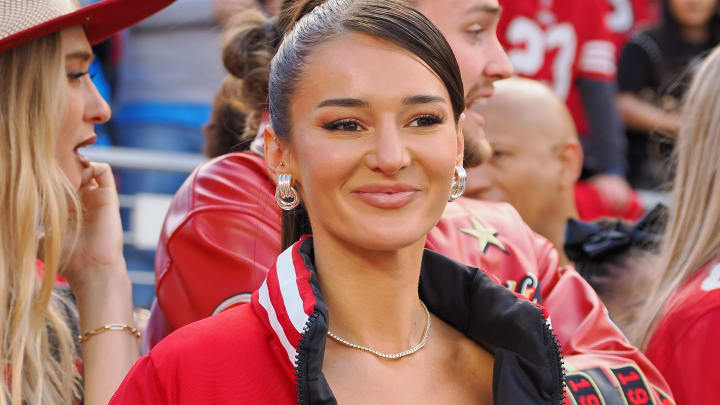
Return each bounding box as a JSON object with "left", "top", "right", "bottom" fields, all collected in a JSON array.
[{"left": 0, "top": 0, "right": 176, "bottom": 53}]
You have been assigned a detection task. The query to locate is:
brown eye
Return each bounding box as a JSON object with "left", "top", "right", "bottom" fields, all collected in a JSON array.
[
  {"left": 323, "top": 119, "right": 365, "bottom": 132},
  {"left": 408, "top": 115, "right": 443, "bottom": 127}
]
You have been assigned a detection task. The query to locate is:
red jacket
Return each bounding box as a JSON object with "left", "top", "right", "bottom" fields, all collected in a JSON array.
[
  {"left": 151, "top": 151, "right": 674, "bottom": 404},
  {"left": 115, "top": 236, "right": 565, "bottom": 404},
  {"left": 645, "top": 257, "right": 720, "bottom": 404}
]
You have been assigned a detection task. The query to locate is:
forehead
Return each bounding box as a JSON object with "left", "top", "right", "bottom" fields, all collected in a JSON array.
[
  {"left": 60, "top": 25, "right": 91, "bottom": 56},
  {"left": 292, "top": 33, "right": 450, "bottom": 107},
  {"left": 418, "top": 0, "right": 501, "bottom": 20}
]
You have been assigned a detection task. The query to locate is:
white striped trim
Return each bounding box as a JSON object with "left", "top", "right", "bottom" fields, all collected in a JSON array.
[
  {"left": 581, "top": 47, "right": 616, "bottom": 61},
  {"left": 581, "top": 40, "right": 616, "bottom": 55},
  {"left": 258, "top": 280, "right": 297, "bottom": 365},
  {"left": 276, "top": 247, "right": 310, "bottom": 334},
  {"left": 579, "top": 57, "right": 617, "bottom": 75},
  {"left": 211, "top": 293, "right": 252, "bottom": 315}
]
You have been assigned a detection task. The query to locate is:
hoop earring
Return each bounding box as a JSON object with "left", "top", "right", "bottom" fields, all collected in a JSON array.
[
  {"left": 275, "top": 173, "right": 300, "bottom": 210},
  {"left": 448, "top": 165, "right": 466, "bottom": 202}
]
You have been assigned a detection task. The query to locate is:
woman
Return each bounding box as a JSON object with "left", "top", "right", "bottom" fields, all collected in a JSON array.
[
  {"left": 0, "top": 0, "right": 172, "bottom": 404},
  {"left": 630, "top": 45, "right": 720, "bottom": 404},
  {"left": 112, "top": 1, "right": 565, "bottom": 403},
  {"left": 617, "top": 0, "right": 720, "bottom": 188}
]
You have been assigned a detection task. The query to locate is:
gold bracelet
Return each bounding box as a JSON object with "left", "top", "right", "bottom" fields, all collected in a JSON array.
[{"left": 77, "top": 323, "right": 141, "bottom": 344}]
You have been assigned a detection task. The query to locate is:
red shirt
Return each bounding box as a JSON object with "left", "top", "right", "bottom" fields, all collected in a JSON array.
[
  {"left": 497, "top": 0, "right": 616, "bottom": 134},
  {"left": 149, "top": 152, "right": 675, "bottom": 404},
  {"left": 574, "top": 180, "right": 644, "bottom": 222},
  {"left": 645, "top": 257, "right": 720, "bottom": 404},
  {"left": 605, "top": 0, "right": 657, "bottom": 56}
]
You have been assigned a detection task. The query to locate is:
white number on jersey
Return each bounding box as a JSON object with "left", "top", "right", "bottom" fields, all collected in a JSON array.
[
  {"left": 506, "top": 17, "right": 578, "bottom": 100},
  {"left": 606, "top": 0, "right": 634, "bottom": 33}
]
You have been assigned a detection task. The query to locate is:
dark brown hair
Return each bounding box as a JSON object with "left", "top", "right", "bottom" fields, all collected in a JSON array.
[
  {"left": 269, "top": 0, "right": 465, "bottom": 248},
  {"left": 203, "top": 10, "right": 280, "bottom": 157}
]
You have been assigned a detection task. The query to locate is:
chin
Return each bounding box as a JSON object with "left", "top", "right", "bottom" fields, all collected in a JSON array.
[{"left": 340, "top": 216, "right": 433, "bottom": 252}]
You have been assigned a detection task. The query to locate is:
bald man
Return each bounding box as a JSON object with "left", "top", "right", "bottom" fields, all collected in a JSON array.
[{"left": 465, "top": 78, "right": 582, "bottom": 265}]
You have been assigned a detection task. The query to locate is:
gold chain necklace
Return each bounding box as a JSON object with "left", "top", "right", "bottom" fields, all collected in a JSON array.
[{"left": 326, "top": 301, "right": 431, "bottom": 360}]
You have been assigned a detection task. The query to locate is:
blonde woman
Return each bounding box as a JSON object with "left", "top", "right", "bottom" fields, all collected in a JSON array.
[
  {"left": 631, "top": 45, "right": 720, "bottom": 404},
  {"left": 0, "top": 0, "right": 173, "bottom": 404}
]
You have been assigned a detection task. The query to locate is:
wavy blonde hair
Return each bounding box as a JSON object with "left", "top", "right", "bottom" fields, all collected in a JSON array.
[
  {"left": 631, "top": 45, "right": 720, "bottom": 349},
  {"left": 0, "top": 32, "right": 83, "bottom": 404}
]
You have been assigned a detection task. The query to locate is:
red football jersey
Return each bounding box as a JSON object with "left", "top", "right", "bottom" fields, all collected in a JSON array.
[
  {"left": 498, "top": 0, "right": 617, "bottom": 134},
  {"left": 605, "top": 0, "right": 657, "bottom": 54},
  {"left": 645, "top": 257, "right": 720, "bottom": 404},
  {"left": 605, "top": 0, "right": 658, "bottom": 56}
]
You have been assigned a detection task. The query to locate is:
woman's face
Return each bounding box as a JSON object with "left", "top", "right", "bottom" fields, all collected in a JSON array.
[
  {"left": 56, "top": 26, "right": 111, "bottom": 190},
  {"left": 270, "top": 33, "right": 463, "bottom": 251},
  {"left": 670, "top": 0, "right": 718, "bottom": 28}
]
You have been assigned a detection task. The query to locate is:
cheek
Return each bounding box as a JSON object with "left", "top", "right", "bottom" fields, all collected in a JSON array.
[
  {"left": 415, "top": 136, "right": 458, "bottom": 194},
  {"left": 54, "top": 139, "right": 81, "bottom": 189},
  {"left": 60, "top": 89, "right": 83, "bottom": 137},
  {"left": 446, "top": 36, "right": 483, "bottom": 91},
  {"left": 54, "top": 93, "right": 84, "bottom": 189},
  {"left": 292, "top": 136, "right": 356, "bottom": 203}
]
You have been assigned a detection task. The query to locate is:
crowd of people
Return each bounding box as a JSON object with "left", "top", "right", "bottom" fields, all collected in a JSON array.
[{"left": 2, "top": 0, "right": 719, "bottom": 404}]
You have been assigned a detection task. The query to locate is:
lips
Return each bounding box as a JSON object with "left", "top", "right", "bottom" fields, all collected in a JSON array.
[
  {"left": 350, "top": 184, "right": 420, "bottom": 209},
  {"left": 74, "top": 134, "right": 96, "bottom": 168}
]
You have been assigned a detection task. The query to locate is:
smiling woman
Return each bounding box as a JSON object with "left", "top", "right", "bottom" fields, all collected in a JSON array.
[
  {"left": 0, "top": 0, "right": 173, "bottom": 404},
  {"left": 111, "top": 0, "right": 565, "bottom": 404}
]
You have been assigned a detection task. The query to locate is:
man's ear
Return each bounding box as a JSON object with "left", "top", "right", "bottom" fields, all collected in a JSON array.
[
  {"left": 557, "top": 140, "right": 583, "bottom": 189},
  {"left": 456, "top": 112, "right": 466, "bottom": 167},
  {"left": 264, "top": 126, "right": 292, "bottom": 180}
]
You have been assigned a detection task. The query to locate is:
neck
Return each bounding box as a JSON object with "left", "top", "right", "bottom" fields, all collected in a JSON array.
[
  {"left": 533, "top": 193, "right": 578, "bottom": 267},
  {"left": 682, "top": 25, "right": 708, "bottom": 44},
  {"left": 312, "top": 231, "right": 428, "bottom": 353}
]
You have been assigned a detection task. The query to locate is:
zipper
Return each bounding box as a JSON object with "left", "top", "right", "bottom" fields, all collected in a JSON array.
[
  {"left": 541, "top": 310, "right": 567, "bottom": 405},
  {"left": 296, "top": 311, "right": 319, "bottom": 405}
]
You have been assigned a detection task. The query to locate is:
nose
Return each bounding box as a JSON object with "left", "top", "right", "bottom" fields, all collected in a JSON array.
[
  {"left": 364, "top": 122, "right": 411, "bottom": 176},
  {"left": 484, "top": 37, "right": 514, "bottom": 82},
  {"left": 465, "top": 164, "right": 493, "bottom": 198},
  {"left": 84, "top": 80, "right": 112, "bottom": 125}
]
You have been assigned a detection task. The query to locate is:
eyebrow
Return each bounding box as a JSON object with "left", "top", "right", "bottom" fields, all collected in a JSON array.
[
  {"left": 65, "top": 51, "right": 95, "bottom": 62},
  {"left": 316, "top": 95, "right": 446, "bottom": 109},
  {"left": 467, "top": 4, "right": 502, "bottom": 15},
  {"left": 401, "top": 95, "right": 447, "bottom": 105},
  {"left": 316, "top": 98, "right": 370, "bottom": 109}
]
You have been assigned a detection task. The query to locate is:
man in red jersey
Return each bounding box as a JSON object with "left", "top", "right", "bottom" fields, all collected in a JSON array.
[
  {"left": 145, "top": 1, "right": 675, "bottom": 403},
  {"left": 497, "top": 0, "right": 635, "bottom": 214}
]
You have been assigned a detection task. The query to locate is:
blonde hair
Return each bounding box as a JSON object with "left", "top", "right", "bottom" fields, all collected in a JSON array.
[
  {"left": 631, "top": 45, "right": 720, "bottom": 349},
  {"left": 0, "top": 33, "right": 83, "bottom": 404}
]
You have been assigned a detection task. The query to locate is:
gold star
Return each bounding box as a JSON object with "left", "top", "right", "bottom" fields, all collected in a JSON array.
[{"left": 460, "top": 217, "right": 507, "bottom": 254}]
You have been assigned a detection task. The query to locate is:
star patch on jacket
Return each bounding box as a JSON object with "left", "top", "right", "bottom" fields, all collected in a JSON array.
[{"left": 460, "top": 216, "right": 508, "bottom": 254}]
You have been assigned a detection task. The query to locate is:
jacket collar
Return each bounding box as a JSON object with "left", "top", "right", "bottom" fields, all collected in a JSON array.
[{"left": 252, "top": 236, "right": 565, "bottom": 404}]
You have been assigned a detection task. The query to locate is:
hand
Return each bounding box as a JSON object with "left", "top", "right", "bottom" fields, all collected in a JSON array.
[
  {"left": 662, "top": 112, "right": 683, "bottom": 135},
  {"left": 62, "top": 163, "right": 127, "bottom": 293},
  {"left": 589, "top": 174, "right": 634, "bottom": 214}
]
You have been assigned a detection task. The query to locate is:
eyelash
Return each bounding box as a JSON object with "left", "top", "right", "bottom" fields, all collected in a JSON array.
[
  {"left": 467, "top": 24, "right": 486, "bottom": 38},
  {"left": 322, "top": 114, "right": 445, "bottom": 132},
  {"left": 322, "top": 119, "right": 364, "bottom": 132},
  {"left": 67, "top": 70, "right": 97, "bottom": 81},
  {"left": 408, "top": 114, "right": 444, "bottom": 127}
]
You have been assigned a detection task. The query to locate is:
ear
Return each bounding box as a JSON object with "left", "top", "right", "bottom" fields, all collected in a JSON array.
[
  {"left": 556, "top": 140, "right": 583, "bottom": 189},
  {"left": 455, "top": 112, "right": 466, "bottom": 167},
  {"left": 264, "top": 126, "right": 294, "bottom": 180}
]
